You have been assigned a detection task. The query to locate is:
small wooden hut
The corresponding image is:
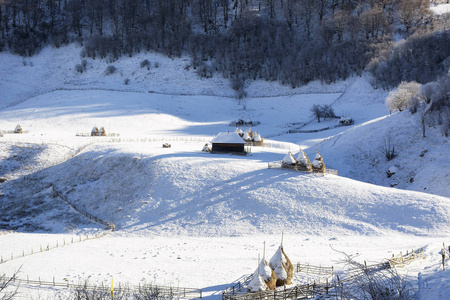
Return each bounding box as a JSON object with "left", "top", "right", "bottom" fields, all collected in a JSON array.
[
  {"left": 211, "top": 132, "right": 246, "bottom": 153},
  {"left": 281, "top": 151, "right": 297, "bottom": 169},
  {"left": 269, "top": 246, "right": 294, "bottom": 286},
  {"left": 91, "top": 127, "right": 99, "bottom": 136},
  {"left": 311, "top": 152, "right": 326, "bottom": 173},
  {"left": 296, "top": 149, "right": 312, "bottom": 171},
  {"left": 14, "top": 124, "right": 22, "bottom": 134},
  {"left": 248, "top": 259, "right": 277, "bottom": 292}
]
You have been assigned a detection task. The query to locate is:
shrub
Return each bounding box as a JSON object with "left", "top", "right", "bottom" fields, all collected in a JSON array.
[
  {"left": 105, "top": 65, "right": 117, "bottom": 75},
  {"left": 140, "top": 59, "right": 151, "bottom": 70},
  {"left": 75, "top": 64, "right": 84, "bottom": 73},
  {"left": 124, "top": 78, "right": 130, "bottom": 85},
  {"left": 154, "top": 61, "right": 160, "bottom": 68}
]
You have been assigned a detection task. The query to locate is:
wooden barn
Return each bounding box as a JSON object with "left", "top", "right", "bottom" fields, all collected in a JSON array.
[{"left": 211, "top": 132, "right": 246, "bottom": 153}]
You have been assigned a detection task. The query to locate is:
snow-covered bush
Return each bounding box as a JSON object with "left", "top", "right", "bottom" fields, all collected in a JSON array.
[
  {"left": 105, "top": 65, "right": 117, "bottom": 75},
  {"left": 75, "top": 64, "right": 84, "bottom": 73},
  {"left": 140, "top": 59, "right": 151, "bottom": 70}
]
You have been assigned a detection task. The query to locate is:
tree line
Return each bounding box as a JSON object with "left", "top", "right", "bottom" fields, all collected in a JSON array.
[{"left": 0, "top": 0, "right": 449, "bottom": 94}]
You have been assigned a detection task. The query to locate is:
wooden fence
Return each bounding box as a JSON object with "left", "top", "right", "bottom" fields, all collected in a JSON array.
[
  {"left": 387, "top": 248, "right": 426, "bottom": 268},
  {"left": 222, "top": 263, "right": 335, "bottom": 300},
  {"left": 51, "top": 185, "right": 115, "bottom": 230},
  {"left": 268, "top": 161, "right": 338, "bottom": 176},
  {"left": 5, "top": 275, "right": 202, "bottom": 299},
  {"left": 0, "top": 232, "right": 107, "bottom": 265}
]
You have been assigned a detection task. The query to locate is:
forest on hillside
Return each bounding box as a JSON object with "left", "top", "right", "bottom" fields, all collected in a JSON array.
[{"left": 0, "top": 0, "right": 449, "bottom": 93}]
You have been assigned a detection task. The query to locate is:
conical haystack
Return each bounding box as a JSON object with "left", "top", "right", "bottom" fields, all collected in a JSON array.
[
  {"left": 269, "top": 246, "right": 294, "bottom": 287},
  {"left": 202, "top": 143, "right": 211, "bottom": 152},
  {"left": 91, "top": 127, "right": 99, "bottom": 136},
  {"left": 296, "top": 149, "right": 312, "bottom": 171},
  {"left": 14, "top": 124, "right": 22, "bottom": 134},
  {"left": 248, "top": 259, "right": 277, "bottom": 292},
  {"left": 242, "top": 131, "right": 251, "bottom": 142},
  {"left": 282, "top": 151, "right": 296, "bottom": 168},
  {"left": 99, "top": 127, "right": 107, "bottom": 136},
  {"left": 311, "top": 152, "right": 326, "bottom": 173}
]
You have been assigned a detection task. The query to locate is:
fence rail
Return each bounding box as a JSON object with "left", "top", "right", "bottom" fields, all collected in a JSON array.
[
  {"left": 0, "top": 233, "right": 107, "bottom": 265},
  {"left": 51, "top": 185, "right": 115, "bottom": 230},
  {"left": 388, "top": 248, "right": 426, "bottom": 267},
  {"left": 223, "top": 263, "right": 334, "bottom": 300},
  {"left": 268, "top": 161, "right": 338, "bottom": 176},
  {"left": 5, "top": 275, "right": 202, "bottom": 299}
]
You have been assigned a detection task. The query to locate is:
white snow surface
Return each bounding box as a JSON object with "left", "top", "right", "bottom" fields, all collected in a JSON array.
[
  {"left": 430, "top": 3, "right": 450, "bottom": 15},
  {"left": 0, "top": 45, "right": 449, "bottom": 299}
]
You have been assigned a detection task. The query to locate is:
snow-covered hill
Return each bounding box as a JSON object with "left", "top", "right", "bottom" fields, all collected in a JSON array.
[{"left": 0, "top": 45, "right": 449, "bottom": 299}]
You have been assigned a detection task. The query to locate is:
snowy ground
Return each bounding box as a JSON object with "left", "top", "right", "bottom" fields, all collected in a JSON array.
[{"left": 0, "top": 45, "right": 449, "bottom": 299}]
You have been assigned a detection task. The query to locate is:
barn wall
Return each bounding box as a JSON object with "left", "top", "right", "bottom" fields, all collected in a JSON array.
[{"left": 212, "top": 143, "right": 245, "bottom": 153}]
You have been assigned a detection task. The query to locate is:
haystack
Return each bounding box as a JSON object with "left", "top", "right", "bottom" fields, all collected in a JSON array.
[
  {"left": 247, "top": 128, "right": 254, "bottom": 139},
  {"left": 235, "top": 128, "right": 244, "bottom": 138},
  {"left": 91, "top": 127, "right": 99, "bottom": 136},
  {"left": 251, "top": 132, "right": 264, "bottom": 146},
  {"left": 242, "top": 131, "right": 251, "bottom": 142},
  {"left": 296, "top": 149, "right": 312, "bottom": 171},
  {"left": 281, "top": 151, "right": 296, "bottom": 168},
  {"left": 99, "top": 127, "right": 107, "bottom": 136},
  {"left": 269, "top": 246, "right": 294, "bottom": 287},
  {"left": 311, "top": 152, "right": 326, "bottom": 173},
  {"left": 14, "top": 124, "right": 22, "bottom": 134},
  {"left": 247, "top": 259, "right": 277, "bottom": 292},
  {"left": 202, "top": 143, "right": 211, "bottom": 152}
]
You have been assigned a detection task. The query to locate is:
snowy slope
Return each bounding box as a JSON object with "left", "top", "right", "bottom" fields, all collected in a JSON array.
[{"left": 0, "top": 44, "right": 449, "bottom": 299}]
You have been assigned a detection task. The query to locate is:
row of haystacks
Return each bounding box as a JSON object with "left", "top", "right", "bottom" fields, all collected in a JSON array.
[
  {"left": 248, "top": 246, "right": 294, "bottom": 292},
  {"left": 235, "top": 128, "right": 263, "bottom": 145},
  {"left": 91, "top": 126, "right": 107, "bottom": 136},
  {"left": 282, "top": 149, "right": 326, "bottom": 173}
]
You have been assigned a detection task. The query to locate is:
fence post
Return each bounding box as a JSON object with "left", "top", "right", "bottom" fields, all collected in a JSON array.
[{"left": 53, "top": 277, "right": 55, "bottom": 286}]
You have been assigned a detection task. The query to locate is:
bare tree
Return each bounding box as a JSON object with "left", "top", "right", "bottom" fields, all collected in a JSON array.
[
  {"left": 0, "top": 270, "right": 19, "bottom": 300},
  {"left": 336, "top": 251, "right": 416, "bottom": 300}
]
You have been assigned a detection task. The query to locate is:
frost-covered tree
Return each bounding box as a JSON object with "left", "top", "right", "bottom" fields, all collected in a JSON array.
[{"left": 385, "top": 81, "right": 421, "bottom": 113}]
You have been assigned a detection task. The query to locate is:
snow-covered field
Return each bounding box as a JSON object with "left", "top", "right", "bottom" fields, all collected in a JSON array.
[{"left": 0, "top": 45, "right": 449, "bottom": 299}]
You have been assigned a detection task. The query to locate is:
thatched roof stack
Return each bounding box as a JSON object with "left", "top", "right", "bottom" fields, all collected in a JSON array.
[
  {"left": 311, "top": 152, "right": 326, "bottom": 173},
  {"left": 269, "top": 246, "right": 294, "bottom": 287}
]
